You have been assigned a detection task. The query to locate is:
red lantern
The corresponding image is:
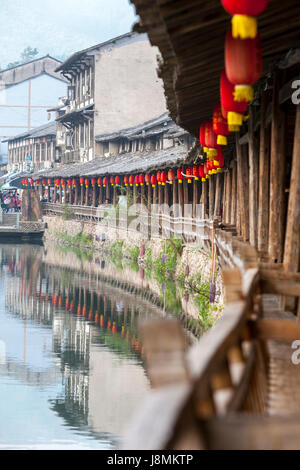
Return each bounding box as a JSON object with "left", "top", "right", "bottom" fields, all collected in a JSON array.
[
  {"left": 97, "top": 177, "right": 102, "bottom": 187},
  {"left": 80, "top": 177, "right": 84, "bottom": 187},
  {"left": 221, "top": 69, "right": 249, "bottom": 130},
  {"left": 168, "top": 170, "right": 175, "bottom": 185},
  {"left": 151, "top": 175, "right": 157, "bottom": 188},
  {"left": 199, "top": 165, "right": 206, "bottom": 182},
  {"left": 145, "top": 174, "right": 151, "bottom": 186},
  {"left": 139, "top": 174, "right": 145, "bottom": 186},
  {"left": 214, "top": 147, "right": 225, "bottom": 173},
  {"left": 72, "top": 179, "right": 77, "bottom": 188},
  {"left": 61, "top": 179, "right": 65, "bottom": 187},
  {"left": 185, "top": 168, "right": 192, "bottom": 184},
  {"left": 30, "top": 179, "right": 34, "bottom": 187},
  {"left": 157, "top": 171, "right": 162, "bottom": 185},
  {"left": 42, "top": 179, "right": 46, "bottom": 187},
  {"left": 129, "top": 176, "right": 134, "bottom": 187},
  {"left": 124, "top": 176, "right": 129, "bottom": 187},
  {"left": 203, "top": 162, "right": 209, "bottom": 179},
  {"left": 177, "top": 168, "right": 183, "bottom": 184},
  {"left": 115, "top": 176, "right": 121, "bottom": 186},
  {"left": 213, "top": 103, "right": 230, "bottom": 146},
  {"left": 85, "top": 179, "right": 90, "bottom": 188},
  {"left": 35, "top": 180, "right": 40, "bottom": 187},
  {"left": 161, "top": 171, "right": 167, "bottom": 186},
  {"left": 103, "top": 177, "right": 108, "bottom": 188},
  {"left": 135, "top": 175, "right": 139, "bottom": 187},
  {"left": 221, "top": 0, "right": 269, "bottom": 39},
  {"left": 67, "top": 179, "right": 72, "bottom": 188},
  {"left": 91, "top": 178, "right": 96, "bottom": 187},
  {"left": 200, "top": 122, "right": 210, "bottom": 153},
  {"left": 192, "top": 165, "right": 199, "bottom": 181},
  {"left": 205, "top": 121, "right": 218, "bottom": 158},
  {"left": 225, "top": 31, "right": 262, "bottom": 103},
  {"left": 110, "top": 176, "right": 115, "bottom": 186},
  {"left": 48, "top": 178, "right": 52, "bottom": 186}
]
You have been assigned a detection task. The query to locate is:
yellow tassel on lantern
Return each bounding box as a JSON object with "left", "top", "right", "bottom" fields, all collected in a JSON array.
[
  {"left": 217, "top": 135, "right": 228, "bottom": 146},
  {"left": 234, "top": 85, "right": 254, "bottom": 103},
  {"left": 202, "top": 178, "right": 206, "bottom": 182},
  {"left": 203, "top": 147, "right": 208, "bottom": 153},
  {"left": 214, "top": 160, "right": 220, "bottom": 167},
  {"left": 228, "top": 124, "right": 241, "bottom": 132},
  {"left": 232, "top": 15, "right": 258, "bottom": 40},
  {"left": 228, "top": 111, "right": 244, "bottom": 127},
  {"left": 217, "top": 168, "right": 222, "bottom": 173},
  {"left": 207, "top": 148, "right": 218, "bottom": 158}
]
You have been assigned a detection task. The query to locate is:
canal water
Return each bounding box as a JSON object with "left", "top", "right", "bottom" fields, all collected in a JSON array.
[{"left": 0, "top": 243, "right": 182, "bottom": 450}]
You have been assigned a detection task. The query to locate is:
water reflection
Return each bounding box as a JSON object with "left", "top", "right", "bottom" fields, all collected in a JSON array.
[{"left": 0, "top": 243, "right": 170, "bottom": 450}]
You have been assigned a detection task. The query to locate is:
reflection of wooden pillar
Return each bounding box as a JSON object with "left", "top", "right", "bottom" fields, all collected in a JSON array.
[{"left": 269, "top": 72, "right": 286, "bottom": 263}]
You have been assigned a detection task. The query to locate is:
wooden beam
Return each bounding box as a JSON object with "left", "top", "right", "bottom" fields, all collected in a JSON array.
[
  {"left": 248, "top": 109, "right": 259, "bottom": 248},
  {"left": 258, "top": 92, "right": 271, "bottom": 254},
  {"left": 269, "top": 71, "right": 286, "bottom": 264},
  {"left": 250, "top": 319, "right": 300, "bottom": 342}
]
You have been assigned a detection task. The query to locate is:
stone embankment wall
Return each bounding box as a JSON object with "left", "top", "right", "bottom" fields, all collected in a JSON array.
[{"left": 43, "top": 215, "right": 224, "bottom": 325}]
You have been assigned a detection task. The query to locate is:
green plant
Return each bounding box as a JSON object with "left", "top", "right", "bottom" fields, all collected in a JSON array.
[{"left": 62, "top": 204, "right": 75, "bottom": 221}]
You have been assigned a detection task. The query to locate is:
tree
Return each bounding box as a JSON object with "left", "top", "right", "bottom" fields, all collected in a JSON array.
[{"left": 6, "top": 47, "right": 39, "bottom": 70}]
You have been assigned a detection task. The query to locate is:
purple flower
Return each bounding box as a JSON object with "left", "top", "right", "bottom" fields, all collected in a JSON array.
[
  {"left": 161, "top": 282, "right": 166, "bottom": 292},
  {"left": 162, "top": 254, "right": 168, "bottom": 264}
]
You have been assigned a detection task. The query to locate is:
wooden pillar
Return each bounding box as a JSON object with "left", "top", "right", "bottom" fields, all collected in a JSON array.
[
  {"left": 147, "top": 183, "right": 152, "bottom": 211},
  {"left": 141, "top": 184, "right": 145, "bottom": 207},
  {"left": 225, "top": 170, "right": 231, "bottom": 224},
  {"left": 202, "top": 181, "right": 208, "bottom": 219},
  {"left": 183, "top": 179, "right": 189, "bottom": 217},
  {"left": 178, "top": 181, "right": 183, "bottom": 216},
  {"left": 209, "top": 176, "right": 215, "bottom": 220},
  {"left": 269, "top": 71, "right": 286, "bottom": 264},
  {"left": 284, "top": 103, "right": 300, "bottom": 275},
  {"left": 248, "top": 108, "right": 259, "bottom": 248},
  {"left": 47, "top": 186, "right": 50, "bottom": 203},
  {"left": 74, "top": 183, "right": 79, "bottom": 206},
  {"left": 214, "top": 173, "right": 222, "bottom": 219},
  {"left": 106, "top": 184, "right": 110, "bottom": 202},
  {"left": 231, "top": 163, "right": 237, "bottom": 226},
  {"left": 193, "top": 179, "right": 199, "bottom": 219},
  {"left": 164, "top": 183, "right": 169, "bottom": 214},
  {"left": 133, "top": 184, "right": 137, "bottom": 205},
  {"left": 236, "top": 135, "right": 249, "bottom": 242},
  {"left": 80, "top": 185, "right": 84, "bottom": 205},
  {"left": 99, "top": 186, "right": 103, "bottom": 206},
  {"left": 113, "top": 186, "right": 116, "bottom": 206},
  {"left": 92, "top": 184, "right": 97, "bottom": 207},
  {"left": 258, "top": 92, "right": 271, "bottom": 254},
  {"left": 85, "top": 185, "right": 89, "bottom": 206},
  {"left": 153, "top": 185, "right": 158, "bottom": 207}
]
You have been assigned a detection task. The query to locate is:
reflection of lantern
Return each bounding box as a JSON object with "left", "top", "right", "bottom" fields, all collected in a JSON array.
[
  {"left": 139, "top": 174, "right": 145, "bottom": 186},
  {"left": 221, "top": 69, "right": 248, "bottom": 129},
  {"left": 80, "top": 177, "right": 84, "bottom": 187},
  {"left": 186, "top": 168, "right": 193, "bottom": 184},
  {"left": 157, "top": 171, "right": 162, "bottom": 185},
  {"left": 91, "top": 178, "right": 96, "bottom": 187},
  {"left": 36, "top": 180, "right": 40, "bottom": 187},
  {"left": 100, "top": 315, "right": 105, "bottom": 328},
  {"left": 145, "top": 174, "right": 151, "bottom": 186},
  {"left": 151, "top": 175, "right": 157, "bottom": 188},
  {"left": 85, "top": 178, "right": 89, "bottom": 188},
  {"left": 213, "top": 103, "right": 230, "bottom": 145},
  {"left": 168, "top": 170, "right": 175, "bottom": 184},
  {"left": 193, "top": 165, "right": 199, "bottom": 181},
  {"left": 97, "top": 177, "right": 102, "bottom": 187},
  {"left": 30, "top": 179, "right": 34, "bottom": 187},
  {"left": 110, "top": 176, "right": 115, "bottom": 186},
  {"left": 48, "top": 178, "right": 52, "bottom": 186},
  {"left": 115, "top": 176, "right": 121, "bottom": 186},
  {"left": 177, "top": 168, "right": 183, "bottom": 184},
  {"left": 135, "top": 175, "right": 139, "bottom": 187},
  {"left": 103, "top": 177, "right": 108, "bottom": 188},
  {"left": 129, "top": 176, "right": 134, "bottom": 187},
  {"left": 161, "top": 171, "right": 167, "bottom": 186},
  {"left": 225, "top": 31, "right": 262, "bottom": 103},
  {"left": 221, "top": 0, "right": 269, "bottom": 39},
  {"left": 124, "top": 176, "right": 129, "bottom": 187},
  {"left": 42, "top": 179, "right": 46, "bottom": 187}
]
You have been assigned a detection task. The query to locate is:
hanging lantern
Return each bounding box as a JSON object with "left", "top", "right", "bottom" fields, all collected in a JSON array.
[
  {"left": 200, "top": 122, "right": 210, "bottom": 153},
  {"left": 139, "top": 174, "right": 145, "bottom": 186},
  {"left": 192, "top": 165, "right": 200, "bottom": 181},
  {"left": 213, "top": 103, "right": 230, "bottom": 145},
  {"left": 91, "top": 178, "right": 96, "bottom": 187},
  {"left": 103, "top": 177, "right": 108, "bottom": 188},
  {"left": 110, "top": 176, "right": 115, "bottom": 187},
  {"left": 221, "top": 69, "right": 249, "bottom": 129},
  {"left": 205, "top": 121, "right": 218, "bottom": 158},
  {"left": 115, "top": 176, "right": 121, "bottom": 186},
  {"left": 35, "top": 180, "right": 40, "bottom": 187},
  {"left": 225, "top": 31, "right": 262, "bottom": 103},
  {"left": 145, "top": 174, "right": 151, "bottom": 186},
  {"left": 72, "top": 179, "right": 77, "bottom": 188},
  {"left": 67, "top": 179, "right": 72, "bottom": 188},
  {"left": 48, "top": 178, "right": 52, "bottom": 186},
  {"left": 185, "top": 168, "right": 193, "bottom": 184},
  {"left": 221, "top": 0, "right": 269, "bottom": 39},
  {"left": 161, "top": 171, "right": 167, "bottom": 186},
  {"left": 85, "top": 178, "right": 90, "bottom": 188},
  {"left": 129, "top": 176, "right": 134, "bottom": 187},
  {"left": 177, "top": 168, "right": 183, "bottom": 184},
  {"left": 61, "top": 179, "right": 65, "bottom": 187},
  {"left": 124, "top": 176, "right": 129, "bottom": 187},
  {"left": 80, "top": 177, "right": 84, "bottom": 187},
  {"left": 134, "top": 175, "right": 139, "bottom": 187},
  {"left": 203, "top": 162, "right": 209, "bottom": 179},
  {"left": 157, "top": 171, "right": 162, "bottom": 185},
  {"left": 29, "top": 178, "right": 34, "bottom": 187},
  {"left": 168, "top": 170, "right": 175, "bottom": 185},
  {"left": 151, "top": 174, "right": 157, "bottom": 188},
  {"left": 214, "top": 147, "right": 225, "bottom": 173},
  {"left": 42, "top": 179, "right": 46, "bottom": 187},
  {"left": 199, "top": 165, "right": 206, "bottom": 182}
]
